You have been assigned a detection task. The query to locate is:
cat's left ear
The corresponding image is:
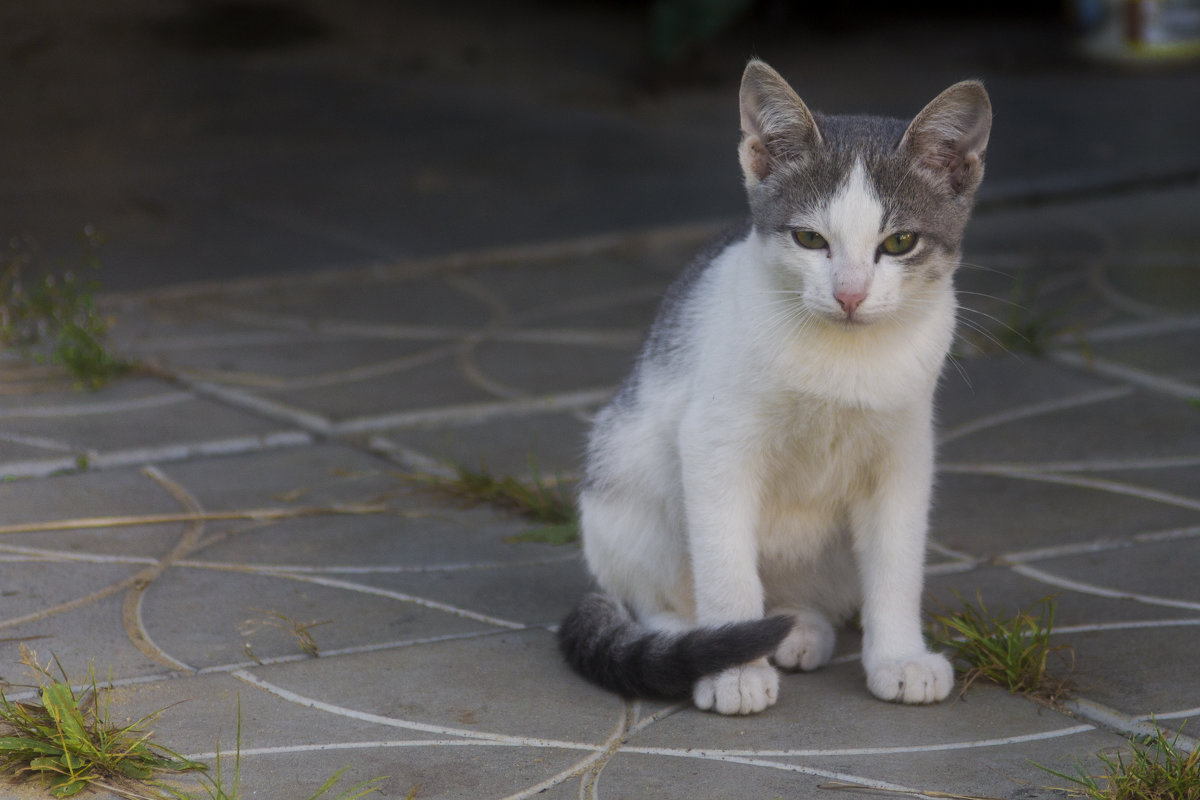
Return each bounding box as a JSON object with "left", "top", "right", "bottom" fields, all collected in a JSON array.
[
  {"left": 901, "top": 81, "right": 992, "bottom": 195},
  {"left": 738, "top": 59, "right": 822, "bottom": 188}
]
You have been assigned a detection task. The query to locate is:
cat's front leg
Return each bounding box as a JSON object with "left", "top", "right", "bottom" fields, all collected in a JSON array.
[
  {"left": 680, "top": 424, "right": 778, "bottom": 715},
  {"left": 853, "top": 427, "right": 954, "bottom": 705},
  {"left": 693, "top": 657, "right": 779, "bottom": 715}
]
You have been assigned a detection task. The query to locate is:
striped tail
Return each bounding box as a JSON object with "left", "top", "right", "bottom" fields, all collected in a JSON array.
[{"left": 557, "top": 593, "right": 793, "bottom": 699}]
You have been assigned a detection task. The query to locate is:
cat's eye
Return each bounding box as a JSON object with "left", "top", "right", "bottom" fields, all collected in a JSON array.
[
  {"left": 792, "top": 230, "right": 828, "bottom": 250},
  {"left": 881, "top": 232, "right": 918, "bottom": 255}
]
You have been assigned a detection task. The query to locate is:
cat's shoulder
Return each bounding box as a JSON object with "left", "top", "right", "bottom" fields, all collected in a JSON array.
[{"left": 641, "top": 218, "right": 753, "bottom": 357}]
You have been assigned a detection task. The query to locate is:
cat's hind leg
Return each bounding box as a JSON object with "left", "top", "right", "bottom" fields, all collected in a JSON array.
[{"left": 769, "top": 608, "right": 836, "bottom": 672}]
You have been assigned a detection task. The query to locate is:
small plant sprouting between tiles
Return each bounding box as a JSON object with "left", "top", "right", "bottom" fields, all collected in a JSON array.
[
  {"left": 0, "top": 228, "right": 131, "bottom": 389},
  {"left": 1036, "top": 720, "right": 1200, "bottom": 800},
  {"left": 929, "top": 592, "right": 1074, "bottom": 705},
  {"left": 0, "top": 648, "right": 392, "bottom": 800},
  {"left": 403, "top": 458, "right": 579, "bottom": 545},
  {"left": 0, "top": 646, "right": 204, "bottom": 799},
  {"left": 241, "top": 608, "right": 331, "bottom": 661}
]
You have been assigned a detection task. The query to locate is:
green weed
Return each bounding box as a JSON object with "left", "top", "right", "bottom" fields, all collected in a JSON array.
[
  {"left": 505, "top": 523, "right": 581, "bottom": 546},
  {"left": 404, "top": 458, "right": 579, "bottom": 544},
  {"left": 1037, "top": 720, "right": 1199, "bottom": 800},
  {"left": 929, "top": 592, "right": 1073, "bottom": 703},
  {"left": 0, "top": 229, "right": 131, "bottom": 389},
  {"left": 0, "top": 647, "right": 203, "bottom": 799},
  {"left": 0, "top": 652, "right": 394, "bottom": 800}
]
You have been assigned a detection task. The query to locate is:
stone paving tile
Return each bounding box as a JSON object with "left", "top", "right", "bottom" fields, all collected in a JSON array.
[
  {"left": 260, "top": 354, "right": 497, "bottom": 423},
  {"left": 1, "top": 593, "right": 171, "bottom": 684},
  {"left": 366, "top": 557, "right": 590, "bottom": 628},
  {"left": 934, "top": 356, "right": 1125, "bottom": 437},
  {"left": 1087, "top": 330, "right": 1200, "bottom": 383},
  {"left": 940, "top": 389, "right": 1200, "bottom": 467},
  {"left": 105, "top": 671, "right": 395, "bottom": 755},
  {"left": 225, "top": 276, "right": 501, "bottom": 330},
  {"left": 154, "top": 443, "right": 401, "bottom": 512},
  {"left": 1103, "top": 260, "right": 1200, "bottom": 317},
  {"left": 0, "top": 375, "right": 308, "bottom": 479},
  {"left": 0, "top": 375, "right": 178, "bottom": 413},
  {"left": 469, "top": 339, "right": 636, "bottom": 398},
  {"left": 3, "top": 394, "right": 290, "bottom": 463},
  {"left": 588, "top": 674, "right": 1124, "bottom": 799},
  {"left": 1094, "top": 465, "right": 1200, "bottom": 500},
  {"left": 0, "top": 464, "right": 185, "bottom": 525},
  {"left": 144, "top": 336, "right": 441, "bottom": 383},
  {"left": 926, "top": 564, "right": 1200, "bottom": 629},
  {"left": 930, "top": 471, "right": 1197, "bottom": 556},
  {"left": 255, "top": 631, "right": 624, "bottom": 743},
  {"left": 185, "top": 509, "right": 570, "bottom": 573},
  {"left": 1030, "top": 538, "right": 1200, "bottom": 607},
  {"left": 1067, "top": 626, "right": 1200, "bottom": 718},
  {"left": 378, "top": 410, "right": 593, "bottom": 479}
]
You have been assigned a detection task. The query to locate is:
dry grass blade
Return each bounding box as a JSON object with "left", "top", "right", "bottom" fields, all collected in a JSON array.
[
  {"left": 929, "top": 592, "right": 1073, "bottom": 704},
  {"left": 0, "top": 504, "right": 387, "bottom": 536},
  {"left": 242, "top": 609, "right": 331, "bottom": 658}
]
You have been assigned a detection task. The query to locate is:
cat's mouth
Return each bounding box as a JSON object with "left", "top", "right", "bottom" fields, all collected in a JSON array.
[{"left": 822, "top": 308, "right": 873, "bottom": 327}]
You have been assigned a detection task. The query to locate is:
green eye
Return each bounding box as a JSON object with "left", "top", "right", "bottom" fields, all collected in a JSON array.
[
  {"left": 881, "top": 232, "right": 918, "bottom": 255},
  {"left": 792, "top": 230, "right": 828, "bottom": 250}
]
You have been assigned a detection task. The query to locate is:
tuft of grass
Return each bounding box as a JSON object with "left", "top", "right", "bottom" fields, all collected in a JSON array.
[
  {"left": 1037, "top": 720, "right": 1200, "bottom": 800},
  {"left": 403, "top": 458, "right": 579, "bottom": 544},
  {"left": 0, "top": 228, "right": 131, "bottom": 389},
  {"left": 929, "top": 592, "right": 1073, "bottom": 704},
  {"left": 0, "top": 647, "right": 204, "bottom": 799},
  {"left": 1, "top": 652, "right": 393, "bottom": 800}
]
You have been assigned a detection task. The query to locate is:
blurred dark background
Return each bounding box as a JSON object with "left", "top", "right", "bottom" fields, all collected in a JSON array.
[{"left": 4, "top": 0, "right": 1199, "bottom": 290}]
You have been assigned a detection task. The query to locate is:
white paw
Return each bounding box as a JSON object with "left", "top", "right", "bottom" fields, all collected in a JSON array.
[
  {"left": 693, "top": 658, "right": 779, "bottom": 715},
  {"left": 772, "top": 612, "right": 836, "bottom": 672},
  {"left": 865, "top": 651, "right": 954, "bottom": 704}
]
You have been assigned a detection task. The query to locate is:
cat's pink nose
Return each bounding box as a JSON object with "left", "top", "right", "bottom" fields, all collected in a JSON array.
[{"left": 835, "top": 290, "right": 867, "bottom": 316}]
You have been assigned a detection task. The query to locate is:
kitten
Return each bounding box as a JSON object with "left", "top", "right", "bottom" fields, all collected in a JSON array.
[{"left": 558, "top": 59, "right": 991, "bottom": 716}]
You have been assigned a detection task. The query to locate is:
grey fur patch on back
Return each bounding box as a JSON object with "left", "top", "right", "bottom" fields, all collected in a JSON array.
[
  {"left": 581, "top": 219, "right": 751, "bottom": 492},
  {"left": 641, "top": 217, "right": 752, "bottom": 365}
]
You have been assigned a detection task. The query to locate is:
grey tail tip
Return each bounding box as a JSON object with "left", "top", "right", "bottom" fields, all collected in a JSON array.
[{"left": 557, "top": 592, "right": 794, "bottom": 699}]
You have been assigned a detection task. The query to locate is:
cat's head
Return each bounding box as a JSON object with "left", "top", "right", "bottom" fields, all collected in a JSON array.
[{"left": 738, "top": 59, "right": 991, "bottom": 326}]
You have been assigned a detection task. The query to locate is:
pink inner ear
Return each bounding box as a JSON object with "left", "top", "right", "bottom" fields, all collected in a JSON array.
[
  {"left": 923, "top": 140, "right": 962, "bottom": 171},
  {"left": 742, "top": 135, "right": 773, "bottom": 182},
  {"left": 920, "top": 138, "right": 981, "bottom": 193}
]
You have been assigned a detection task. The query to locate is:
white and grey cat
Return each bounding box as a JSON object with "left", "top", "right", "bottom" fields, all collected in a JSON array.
[{"left": 558, "top": 59, "right": 991, "bottom": 715}]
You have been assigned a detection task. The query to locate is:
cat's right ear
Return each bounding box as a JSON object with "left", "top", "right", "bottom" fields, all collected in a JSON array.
[
  {"left": 901, "top": 81, "right": 992, "bottom": 196},
  {"left": 739, "top": 59, "right": 822, "bottom": 188}
]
